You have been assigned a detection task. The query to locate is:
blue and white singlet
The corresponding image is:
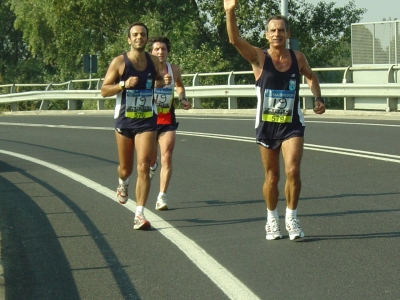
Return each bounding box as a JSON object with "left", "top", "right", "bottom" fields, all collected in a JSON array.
[
  {"left": 114, "top": 52, "right": 157, "bottom": 130},
  {"left": 255, "top": 49, "right": 305, "bottom": 141}
]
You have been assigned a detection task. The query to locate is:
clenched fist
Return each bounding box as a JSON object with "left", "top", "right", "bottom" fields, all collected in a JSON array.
[
  {"left": 164, "top": 73, "right": 172, "bottom": 85},
  {"left": 125, "top": 76, "right": 139, "bottom": 89}
]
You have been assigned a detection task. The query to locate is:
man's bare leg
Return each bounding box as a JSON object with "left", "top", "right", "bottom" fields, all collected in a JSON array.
[
  {"left": 259, "top": 145, "right": 281, "bottom": 210},
  {"left": 134, "top": 130, "right": 157, "bottom": 207},
  {"left": 158, "top": 130, "right": 175, "bottom": 193},
  {"left": 281, "top": 137, "right": 303, "bottom": 210},
  {"left": 259, "top": 145, "right": 282, "bottom": 240},
  {"left": 115, "top": 131, "right": 134, "bottom": 181},
  {"left": 115, "top": 131, "right": 134, "bottom": 204},
  {"left": 281, "top": 136, "right": 305, "bottom": 240}
]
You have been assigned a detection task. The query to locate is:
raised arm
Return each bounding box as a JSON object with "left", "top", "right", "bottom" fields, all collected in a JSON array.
[{"left": 224, "top": 0, "right": 264, "bottom": 76}]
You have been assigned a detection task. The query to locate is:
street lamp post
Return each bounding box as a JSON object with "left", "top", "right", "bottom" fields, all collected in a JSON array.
[{"left": 281, "top": 0, "right": 288, "bottom": 16}]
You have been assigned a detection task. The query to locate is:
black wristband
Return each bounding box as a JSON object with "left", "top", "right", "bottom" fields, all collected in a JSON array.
[
  {"left": 180, "top": 97, "right": 188, "bottom": 102},
  {"left": 315, "top": 97, "right": 325, "bottom": 104}
]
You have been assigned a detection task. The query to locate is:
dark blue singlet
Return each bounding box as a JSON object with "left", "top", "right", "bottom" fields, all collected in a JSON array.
[
  {"left": 114, "top": 52, "right": 157, "bottom": 131},
  {"left": 255, "top": 49, "right": 305, "bottom": 142}
]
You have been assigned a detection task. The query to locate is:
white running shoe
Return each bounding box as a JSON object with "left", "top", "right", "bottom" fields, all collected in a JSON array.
[
  {"left": 116, "top": 184, "right": 128, "bottom": 204},
  {"left": 155, "top": 194, "right": 169, "bottom": 211},
  {"left": 133, "top": 213, "right": 151, "bottom": 230},
  {"left": 265, "top": 219, "right": 282, "bottom": 240},
  {"left": 285, "top": 218, "right": 305, "bottom": 240},
  {"left": 149, "top": 158, "right": 159, "bottom": 180}
]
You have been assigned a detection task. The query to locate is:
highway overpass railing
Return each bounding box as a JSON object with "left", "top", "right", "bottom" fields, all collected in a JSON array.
[{"left": 1, "top": 65, "right": 400, "bottom": 112}]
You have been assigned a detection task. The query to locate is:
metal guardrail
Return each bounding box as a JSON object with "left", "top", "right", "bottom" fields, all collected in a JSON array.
[{"left": 1, "top": 66, "right": 400, "bottom": 112}]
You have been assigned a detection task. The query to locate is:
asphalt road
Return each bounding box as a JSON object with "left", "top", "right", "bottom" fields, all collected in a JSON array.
[{"left": 0, "top": 112, "right": 399, "bottom": 300}]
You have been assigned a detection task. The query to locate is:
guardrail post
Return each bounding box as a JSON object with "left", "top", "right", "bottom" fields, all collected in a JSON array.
[
  {"left": 227, "top": 71, "right": 237, "bottom": 109},
  {"left": 96, "top": 78, "right": 104, "bottom": 110},
  {"left": 40, "top": 83, "right": 53, "bottom": 110},
  {"left": 10, "top": 84, "right": 18, "bottom": 111},
  {"left": 192, "top": 73, "right": 202, "bottom": 108},
  {"left": 386, "top": 65, "right": 397, "bottom": 112},
  {"left": 67, "top": 80, "right": 77, "bottom": 110},
  {"left": 342, "top": 66, "right": 354, "bottom": 110},
  {"left": 301, "top": 76, "right": 314, "bottom": 111}
]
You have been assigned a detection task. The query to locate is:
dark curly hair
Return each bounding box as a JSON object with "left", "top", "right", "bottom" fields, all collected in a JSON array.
[{"left": 147, "top": 36, "right": 171, "bottom": 53}]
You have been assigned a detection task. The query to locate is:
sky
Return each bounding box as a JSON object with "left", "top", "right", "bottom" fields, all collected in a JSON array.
[{"left": 304, "top": 0, "right": 399, "bottom": 23}]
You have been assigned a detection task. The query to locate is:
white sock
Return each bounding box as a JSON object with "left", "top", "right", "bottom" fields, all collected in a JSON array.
[
  {"left": 119, "top": 178, "right": 129, "bottom": 185},
  {"left": 136, "top": 206, "right": 144, "bottom": 215},
  {"left": 267, "top": 208, "right": 279, "bottom": 221},
  {"left": 286, "top": 207, "right": 297, "bottom": 220},
  {"left": 158, "top": 192, "right": 166, "bottom": 197}
]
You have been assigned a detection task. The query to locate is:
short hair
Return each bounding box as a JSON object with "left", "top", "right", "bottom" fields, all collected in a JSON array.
[
  {"left": 147, "top": 36, "right": 171, "bottom": 53},
  {"left": 127, "top": 22, "right": 149, "bottom": 38},
  {"left": 265, "top": 15, "right": 290, "bottom": 32}
]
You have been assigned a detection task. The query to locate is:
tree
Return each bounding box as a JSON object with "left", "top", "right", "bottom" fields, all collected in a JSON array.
[
  {"left": 3, "top": 0, "right": 368, "bottom": 110},
  {"left": 0, "top": 1, "right": 56, "bottom": 112}
]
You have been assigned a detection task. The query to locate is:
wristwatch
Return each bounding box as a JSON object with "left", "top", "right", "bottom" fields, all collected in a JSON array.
[{"left": 119, "top": 81, "right": 125, "bottom": 90}]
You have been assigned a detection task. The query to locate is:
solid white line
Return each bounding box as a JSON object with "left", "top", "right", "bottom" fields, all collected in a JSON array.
[
  {"left": 0, "top": 149, "right": 260, "bottom": 300},
  {"left": 306, "top": 120, "right": 400, "bottom": 127},
  {"left": 304, "top": 144, "right": 400, "bottom": 159},
  {"left": 3, "top": 119, "right": 400, "bottom": 127},
  {"left": 0, "top": 122, "right": 397, "bottom": 163},
  {"left": 178, "top": 131, "right": 400, "bottom": 163},
  {"left": 0, "top": 122, "right": 111, "bottom": 130},
  {"left": 304, "top": 147, "right": 400, "bottom": 163}
]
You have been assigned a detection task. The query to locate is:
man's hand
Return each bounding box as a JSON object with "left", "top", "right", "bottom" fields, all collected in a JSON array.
[
  {"left": 125, "top": 76, "right": 139, "bottom": 89},
  {"left": 224, "top": 0, "right": 237, "bottom": 11},
  {"left": 164, "top": 73, "right": 172, "bottom": 85},
  {"left": 313, "top": 100, "right": 326, "bottom": 114},
  {"left": 181, "top": 99, "right": 191, "bottom": 110}
]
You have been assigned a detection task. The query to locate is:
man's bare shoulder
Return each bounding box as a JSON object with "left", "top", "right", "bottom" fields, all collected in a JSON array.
[
  {"left": 252, "top": 46, "right": 267, "bottom": 69},
  {"left": 293, "top": 50, "right": 307, "bottom": 62},
  {"left": 109, "top": 54, "right": 125, "bottom": 68}
]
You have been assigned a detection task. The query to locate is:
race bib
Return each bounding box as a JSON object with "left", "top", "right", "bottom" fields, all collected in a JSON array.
[
  {"left": 125, "top": 89, "right": 154, "bottom": 119},
  {"left": 262, "top": 89, "right": 295, "bottom": 123},
  {"left": 154, "top": 87, "right": 174, "bottom": 114}
]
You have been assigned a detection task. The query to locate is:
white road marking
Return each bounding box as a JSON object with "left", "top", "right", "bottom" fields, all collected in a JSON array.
[
  {"left": 178, "top": 131, "right": 400, "bottom": 163},
  {"left": 176, "top": 117, "right": 400, "bottom": 127},
  {"left": 306, "top": 120, "right": 400, "bottom": 127},
  {"left": 0, "top": 149, "right": 261, "bottom": 300},
  {"left": 0, "top": 122, "right": 398, "bottom": 163},
  {"left": 0, "top": 120, "right": 398, "bottom": 299}
]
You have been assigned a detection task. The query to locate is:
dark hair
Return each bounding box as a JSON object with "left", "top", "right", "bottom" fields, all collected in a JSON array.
[
  {"left": 127, "top": 22, "right": 149, "bottom": 38},
  {"left": 147, "top": 36, "right": 171, "bottom": 53},
  {"left": 265, "top": 15, "right": 290, "bottom": 32}
]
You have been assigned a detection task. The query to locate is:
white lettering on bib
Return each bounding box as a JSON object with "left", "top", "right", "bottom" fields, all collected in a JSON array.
[
  {"left": 125, "top": 89, "right": 154, "bottom": 119},
  {"left": 262, "top": 89, "right": 295, "bottom": 123}
]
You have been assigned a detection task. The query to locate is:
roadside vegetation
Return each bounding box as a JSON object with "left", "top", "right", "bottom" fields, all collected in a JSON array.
[{"left": 0, "top": 0, "right": 366, "bottom": 111}]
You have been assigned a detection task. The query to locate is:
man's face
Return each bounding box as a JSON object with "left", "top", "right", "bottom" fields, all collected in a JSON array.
[
  {"left": 266, "top": 19, "right": 289, "bottom": 47},
  {"left": 128, "top": 26, "right": 148, "bottom": 51},
  {"left": 151, "top": 42, "right": 168, "bottom": 63}
]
